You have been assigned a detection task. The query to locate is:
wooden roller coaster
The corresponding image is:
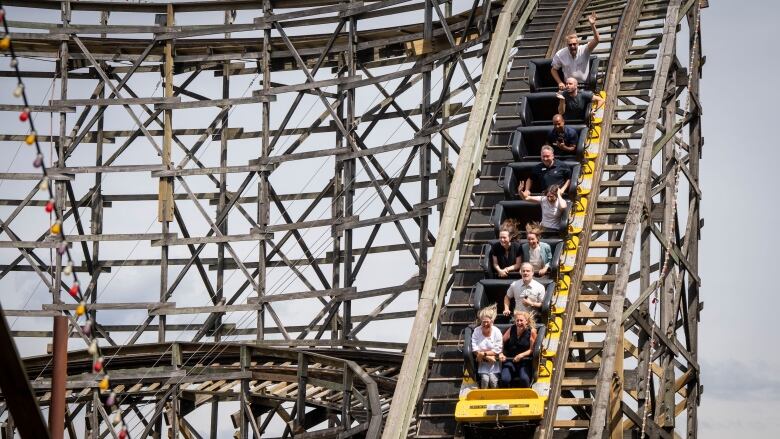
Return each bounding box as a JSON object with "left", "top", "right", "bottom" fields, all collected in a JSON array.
[{"left": 0, "top": 0, "right": 705, "bottom": 438}]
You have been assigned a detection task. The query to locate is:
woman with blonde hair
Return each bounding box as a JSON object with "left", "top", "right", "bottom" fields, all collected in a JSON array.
[
  {"left": 499, "top": 310, "right": 537, "bottom": 388},
  {"left": 470, "top": 304, "right": 503, "bottom": 388}
]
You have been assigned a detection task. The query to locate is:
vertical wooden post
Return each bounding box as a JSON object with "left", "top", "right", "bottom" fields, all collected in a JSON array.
[
  {"left": 296, "top": 353, "right": 309, "bottom": 431},
  {"left": 608, "top": 207, "right": 623, "bottom": 439},
  {"left": 157, "top": 5, "right": 175, "bottom": 347},
  {"left": 88, "top": 390, "right": 98, "bottom": 439},
  {"left": 49, "top": 316, "right": 68, "bottom": 439},
  {"left": 256, "top": 0, "right": 272, "bottom": 344},
  {"left": 419, "top": 0, "right": 432, "bottom": 285},
  {"left": 170, "top": 344, "right": 182, "bottom": 439},
  {"left": 438, "top": 0, "right": 453, "bottom": 207},
  {"left": 158, "top": 5, "right": 175, "bottom": 225},
  {"left": 209, "top": 402, "right": 218, "bottom": 439},
  {"left": 53, "top": 0, "right": 71, "bottom": 310},
  {"left": 88, "top": 9, "right": 109, "bottom": 370},
  {"left": 342, "top": 367, "right": 353, "bottom": 429},
  {"left": 608, "top": 331, "right": 623, "bottom": 439},
  {"left": 155, "top": 11, "right": 174, "bottom": 439},
  {"left": 239, "top": 346, "right": 251, "bottom": 439},
  {"left": 216, "top": 8, "right": 235, "bottom": 342},
  {"left": 684, "top": 6, "right": 702, "bottom": 438},
  {"left": 341, "top": 5, "right": 357, "bottom": 343},
  {"left": 637, "top": 110, "right": 654, "bottom": 434},
  {"left": 332, "top": 16, "right": 346, "bottom": 340}
]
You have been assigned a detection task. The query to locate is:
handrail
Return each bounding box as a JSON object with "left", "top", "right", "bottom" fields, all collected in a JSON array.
[
  {"left": 380, "top": 0, "right": 538, "bottom": 437},
  {"left": 303, "top": 350, "right": 384, "bottom": 438}
]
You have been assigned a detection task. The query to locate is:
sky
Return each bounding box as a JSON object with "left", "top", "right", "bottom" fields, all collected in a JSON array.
[
  {"left": 695, "top": 1, "right": 780, "bottom": 437},
  {"left": 0, "top": 0, "right": 777, "bottom": 438}
]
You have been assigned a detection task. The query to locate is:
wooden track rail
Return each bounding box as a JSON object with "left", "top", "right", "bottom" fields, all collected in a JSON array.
[{"left": 393, "top": 0, "right": 704, "bottom": 438}]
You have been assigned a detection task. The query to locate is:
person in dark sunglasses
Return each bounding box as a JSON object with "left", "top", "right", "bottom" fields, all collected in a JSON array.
[{"left": 551, "top": 13, "right": 600, "bottom": 90}]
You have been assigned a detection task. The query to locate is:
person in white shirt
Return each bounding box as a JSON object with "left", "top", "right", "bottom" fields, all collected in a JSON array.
[
  {"left": 470, "top": 304, "right": 503, "bottom": 388},
  {"left": 551, "top": 13, "right": 600, "bottom": 89},
  {"left": 520, "top": 184, "right": 567, "bottom": 232},
  {"left": 503, "top": 263, "right": 545, "bottom": 317}
]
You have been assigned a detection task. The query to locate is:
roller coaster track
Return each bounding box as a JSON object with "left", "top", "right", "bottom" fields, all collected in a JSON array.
[
  {"left": 19, "top": 343, "right": 401, "bottom": 438},
  {"left": 393, "top": 0, "right": 704, "bottom": 438},
  {"left": 542, "top": 1, "right": 703, "bottom": 437},
  {"left": 0, "top": 0, "right": 702, "bottom": 437}
]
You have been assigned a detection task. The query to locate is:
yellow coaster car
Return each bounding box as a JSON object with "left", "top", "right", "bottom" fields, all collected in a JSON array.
[
  {"left": 455, "top": 388, "right": 545, "bottom": 422},
  {"left": 456, "top": 323, "right": 550, "bottom": 427}
]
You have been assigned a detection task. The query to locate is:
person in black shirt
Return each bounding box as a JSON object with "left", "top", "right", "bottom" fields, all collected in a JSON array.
[
  {"left": 547, "top": 114, "right": 579, "bottom": 154},
  {"left": 519, "top": 146, "right": 571, "bottom": 198},
  {"left": 491, "top": 230, "right": 522, "bottom": 278},
  {"left": 499, "top": 310, "right": 537, "bottom": 388},
  {"left": 556, "top": 77, "right": 603, "bottom": 122}
]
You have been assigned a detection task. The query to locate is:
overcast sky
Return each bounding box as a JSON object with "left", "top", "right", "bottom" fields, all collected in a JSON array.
[{"left": 696, "top": 1, "right": 780, "bottom": 437}]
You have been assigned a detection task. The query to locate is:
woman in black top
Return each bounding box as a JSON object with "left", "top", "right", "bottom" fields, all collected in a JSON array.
[
  {"left": 491, "top": 230, "right": 522, "bottom": 278},
  {"left": 499, "top": 311, "right": 537, "bottom": 388}
]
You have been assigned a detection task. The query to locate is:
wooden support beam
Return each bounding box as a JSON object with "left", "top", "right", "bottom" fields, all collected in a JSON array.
[
  {"left": 0, "top": 303, "right": 50, "bottom": 439},
  {"left": 43, "top": 302, "right": 175, "bottom": 311},
  {"left": 151, "top": 163, "right": 274, "bottom": 178},
  {"left": 159, "top": 5, "right": 175, "bottom": 225},
  {"left": 50, "top": 96, "right": 180, "bottom": 107},
  {"left": 247, "top": 287, "right": 357, "bottom": 304},
  {"left": 0, "top": 104, "right": 75, "bottom": 113}
]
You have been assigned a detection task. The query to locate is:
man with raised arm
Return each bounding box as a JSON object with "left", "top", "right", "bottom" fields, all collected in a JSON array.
[{"left": 551, "top": 13, "right": 600, "bottom": 90}]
